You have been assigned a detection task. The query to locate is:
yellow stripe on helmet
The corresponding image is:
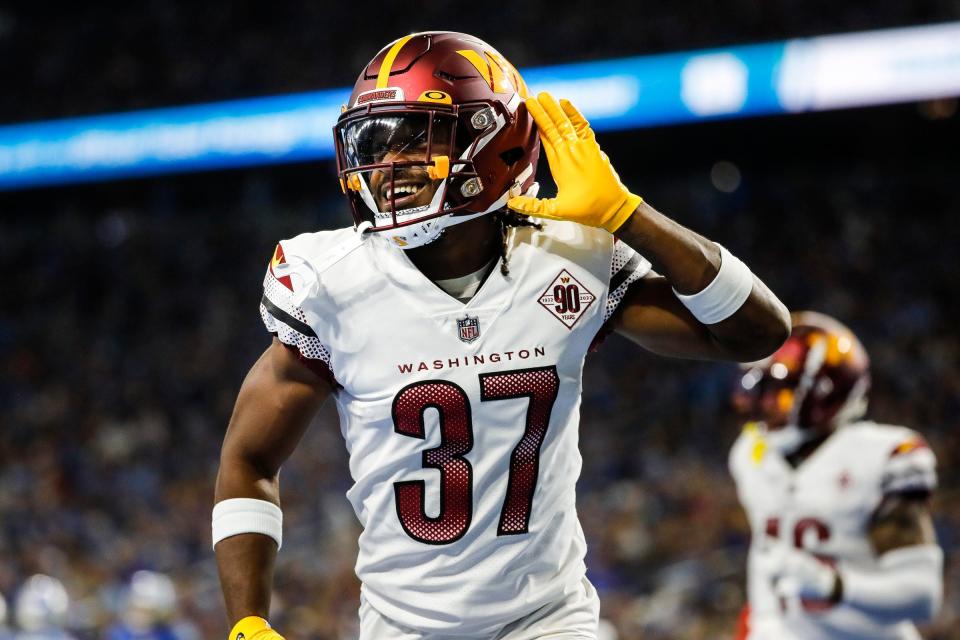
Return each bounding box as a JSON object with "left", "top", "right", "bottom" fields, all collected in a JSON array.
[
  {"left": 456, "top": 49, "right": 524, "bottom": 96},
  {"left": 456, "top": 49, "right": 494, "bottom": 87},
  {"left": 376, "top": 34, "right": 415, "bottom": 89}
]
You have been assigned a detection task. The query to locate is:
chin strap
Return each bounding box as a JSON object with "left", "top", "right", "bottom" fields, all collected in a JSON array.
[{"left": 383, "top": 176, "right": 541, "bottom": 251}]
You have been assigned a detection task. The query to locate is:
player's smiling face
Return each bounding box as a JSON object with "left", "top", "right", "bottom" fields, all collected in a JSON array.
[
  {"left": 369, "top": 142, "right": 441, "bottom": 212},
  {"left": 342, "top": 112, "right": 459, "bottom": 215}
]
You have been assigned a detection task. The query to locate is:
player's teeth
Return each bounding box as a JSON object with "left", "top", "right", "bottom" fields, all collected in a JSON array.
[{"left": 386, "top": 185, "right": 420, "bottom": 199}]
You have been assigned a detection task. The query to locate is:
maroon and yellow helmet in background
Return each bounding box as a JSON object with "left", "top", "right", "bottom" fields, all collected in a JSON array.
[
  {"left": 334, "top": 32, "right": 540, "bottom": 249},
  {"left": 734, "top": 311, "right": 871, "bottom": 453}
]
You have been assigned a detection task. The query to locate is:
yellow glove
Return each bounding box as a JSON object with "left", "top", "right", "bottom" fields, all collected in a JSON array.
[
  {"left": 507, "top": 92, "right": 643, "bottom": 233},
  {"left": 228, "top": 616, "right": 286, "bottom": 640}
]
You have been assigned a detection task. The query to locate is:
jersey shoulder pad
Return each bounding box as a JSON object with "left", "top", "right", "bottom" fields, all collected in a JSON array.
[
  {"left": 259, "top": 227, "right": 359, "bottom": 384},
  {"left": 517, "top": 220, "right": 651, "bottom": 279},
  {"left": 846, "top": 422, "right": 937, "bottom": 495},
  {"left": 520, "top": 218, "right": 609, "bottom": 256},
  {"left": 880, "top": 426, "right": 937, "bottom": 496},
  {"left": 278, "top": 226, "right": 365, "bottom": 275},
  {"left": 265, "top": 227, "right": 368, "bottom": 308}
]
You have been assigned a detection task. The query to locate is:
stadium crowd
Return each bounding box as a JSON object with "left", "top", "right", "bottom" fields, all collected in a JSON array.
[
  {"left": 1, "top": 143, "right": 959, "bottom": 638},
  {"left": 2, "top": 1, "right": 959, "bottom": 638}
]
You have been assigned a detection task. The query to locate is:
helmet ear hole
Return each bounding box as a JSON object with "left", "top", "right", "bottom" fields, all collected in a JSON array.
[{"left": 499, "top": 146, "right": 524, "bottom": 168}]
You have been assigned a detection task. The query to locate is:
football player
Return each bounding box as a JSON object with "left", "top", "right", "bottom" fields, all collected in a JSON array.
[
  {"left": 729, "top": 311, "right": 942, "bottom": 639},
  {"left": 105, "top": 571, "right": 197, "bottom": 640},
  {"left": 0, "top": 592, "right": 12, "bottom": 640},
  {"left": 12, "top": 575, "right": 74, "bottom": 640},
  {"left": 213, "top": 31, "right": 790, "bottom": 640}
]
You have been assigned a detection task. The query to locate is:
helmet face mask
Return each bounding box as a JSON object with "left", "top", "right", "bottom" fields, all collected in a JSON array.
[
  {"left": 334, "top": 32, "right": 539, "bottom": 249},
  {"left": 734, "top": 311, "right": 871, "bottom": 455},
  {"left": 335, "top": 102, "right": 492, "bottom": 232}
]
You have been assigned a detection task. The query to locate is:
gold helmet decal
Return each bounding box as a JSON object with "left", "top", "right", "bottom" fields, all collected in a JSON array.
[
  {"left": 456, "top": 49, "right": 528, "bottom": 97},
  {"left": 417, "top": 90, "right": 452, "bottom": 104}
]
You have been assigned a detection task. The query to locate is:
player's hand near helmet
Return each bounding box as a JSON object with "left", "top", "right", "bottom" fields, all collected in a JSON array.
[
  {"left": 769, "top": 545, "right": 841, "bottom": 604},
  {"left": 507, "top": 92, "right": 642, "bottom": 233},
  {"left": 228, "top": 616, "right": 286, "bottom": 640}
]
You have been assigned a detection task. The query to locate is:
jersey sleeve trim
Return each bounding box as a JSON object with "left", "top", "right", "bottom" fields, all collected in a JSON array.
[
  {"left": 591, "top": 240, "right": 651, "bottom": 351},
  {"left": 609, "top": 251, "right": 643, "bottom": 293},
  {"left": 261, "top": 294, "right": 317, "bottom": 338},
  {"left": 260, "top": 242, "right": 337, "bottom": 385},
  {"left": 889, "top": 439, "right": 930, "bottom": 457},
  {"left": 603, "top": 239, "right": 651, "bottom": 323},
  {"left": 260, "top": 301, "right": 338, "bottom": 386},
  {"left": 881, "top": 435, "right": 937, "bottom": 496}
]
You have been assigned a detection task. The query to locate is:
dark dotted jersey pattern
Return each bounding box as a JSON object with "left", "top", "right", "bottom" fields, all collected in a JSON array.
[
  {"left": 480, "top": 367, "right": 561, "bottom": 535},
  {"left": 392, "top": 381, "right": 474, "bottom": 544}
]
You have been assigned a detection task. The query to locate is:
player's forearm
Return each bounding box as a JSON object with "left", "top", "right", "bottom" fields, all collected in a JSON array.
[
  {"left": 212, "top": 342, "right": 328, "bottom": 631},
  {"left": 214, "top": 457, "right": 282, "bottom": 625},
  {"left": 839, "top": 545, "right": 944, "bottom": 624},
  {"left": 617, "top": 201, "right": 790, "bottom": 360},
  {"left": 615, "top": 201, "right": 721, "bottom": 293},
  {"left": 216, "top": 531, "right": 279, "bottom": 624}
]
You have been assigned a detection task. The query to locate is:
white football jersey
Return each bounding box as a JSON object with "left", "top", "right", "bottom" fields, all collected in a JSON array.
[
  {"left": 729, "top": 421, "right": 938, "bottom": 640},
  {"left": 260, "top": 220, "right": 650, "bottom": 635}
]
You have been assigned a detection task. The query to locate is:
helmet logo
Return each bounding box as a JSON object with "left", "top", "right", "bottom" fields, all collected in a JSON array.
[
  {"left": 355, "top": 88, "right": 404, "bottom": 107},
  {"left": 456, "top": 49, "right": 525, "bottom": 96},
  {"left": 418, "top": 90, "right": 452, "bottom": 104}
]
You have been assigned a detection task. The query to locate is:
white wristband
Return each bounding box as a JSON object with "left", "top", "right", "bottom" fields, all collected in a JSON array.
[
  {"left": 212, "top": 498, "right": 283, "bottom": 549},
  {"left": 673, "top": 244, "right": 753, "bottom": 325}
]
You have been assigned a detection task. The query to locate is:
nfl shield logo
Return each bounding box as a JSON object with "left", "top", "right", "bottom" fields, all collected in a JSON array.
[{"left": 457, "top": 315, "right": 480, "bottom": 343}]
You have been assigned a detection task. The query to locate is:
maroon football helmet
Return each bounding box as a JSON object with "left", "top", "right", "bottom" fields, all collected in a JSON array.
[
  {"left": 734, "top": 311, "right": 871, "bottom": 452},
  {"left": 333, "top": 32, "right": 540, "bottom": 249}
]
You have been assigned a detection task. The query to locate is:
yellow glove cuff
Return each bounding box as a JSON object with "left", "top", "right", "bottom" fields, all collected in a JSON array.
[
  {"left": 606, "top": 192, "right": 644, "bottom": 233},
  {"left": 229, "top": 616, "right": 275, "bottom": 640}
]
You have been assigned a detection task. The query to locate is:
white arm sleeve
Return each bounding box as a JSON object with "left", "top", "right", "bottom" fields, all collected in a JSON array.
[{"left": 841, "top": 544, "right": 943, "bottom": 624}]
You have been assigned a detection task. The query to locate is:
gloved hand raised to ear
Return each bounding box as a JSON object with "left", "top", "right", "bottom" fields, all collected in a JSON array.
[{"left": 507, "top": 92, "right": 643, "bottom": 233}]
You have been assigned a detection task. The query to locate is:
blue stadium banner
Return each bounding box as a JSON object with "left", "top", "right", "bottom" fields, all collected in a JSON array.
[{"left": 1, "top": 22, "right": 958, "bottom": 190}]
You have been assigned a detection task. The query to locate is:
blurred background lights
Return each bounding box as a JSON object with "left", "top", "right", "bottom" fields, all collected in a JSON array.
[
  {"left": 710, "top": 160, "right": 742, "bottom": 193},
  {"left": 741, "top": 368, "right": 763, "bottom": 391},
  {"left": 681, "top": 53, "right": 749, "bottom": 116},
  {"left": 837, "top": 336, "right": 852, "bottom": 354}
]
